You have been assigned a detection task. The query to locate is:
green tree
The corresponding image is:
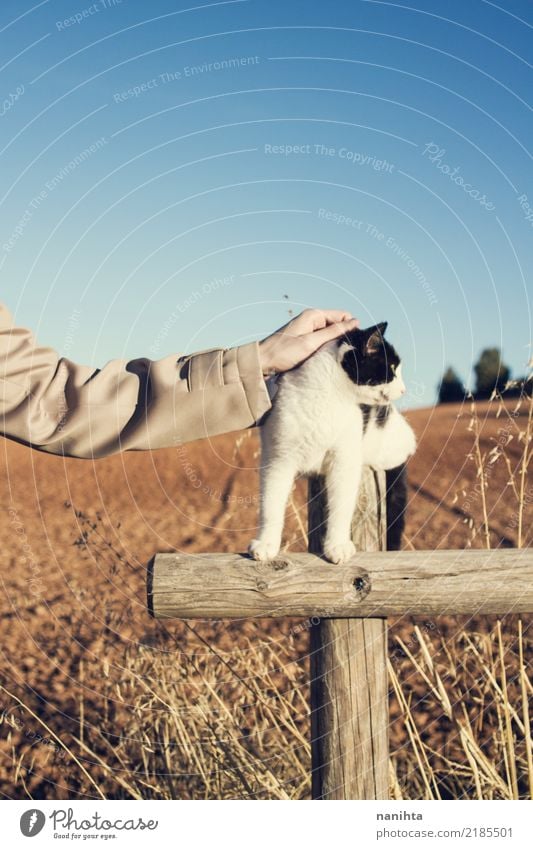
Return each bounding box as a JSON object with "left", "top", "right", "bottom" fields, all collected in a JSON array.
[
  {"left": 438, "top": 367, "right": 466, "bottom": 403},
  {"left": 474, "top": 348, "right": 511, "bottom": 398}
]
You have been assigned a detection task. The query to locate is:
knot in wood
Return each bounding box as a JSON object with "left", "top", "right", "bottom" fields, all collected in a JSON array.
[{"left": 352, "top": 572, "right": 371, "bottom": 599}]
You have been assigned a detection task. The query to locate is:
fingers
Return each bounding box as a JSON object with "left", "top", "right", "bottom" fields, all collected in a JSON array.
[
  {"left": 259, "top": 313, "right": 360, "bottom": 374},
  {"left": 306, "top": 317, "right": 360, "bottom": 350},
  {"left": 274, "top": 309, "right": 359, "bottom": 343},
  {"left": 319, "top": 310, "right": 356, "bottom": 325},
  {"left": 302, "top": 308, "right": 356, "bottom": 331}
]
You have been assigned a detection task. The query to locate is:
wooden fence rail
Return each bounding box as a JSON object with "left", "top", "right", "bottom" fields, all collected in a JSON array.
[
  {"left": 149, "top": 547, "right": 533, "bottom": 619},
  {"left": 147, "top": 467, "right": 533, "bottom": 800}
]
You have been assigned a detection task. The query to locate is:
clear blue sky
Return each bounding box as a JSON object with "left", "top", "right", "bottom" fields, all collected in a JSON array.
[{"left": 1, "top": 0, "right": 531, "bottom": 407}]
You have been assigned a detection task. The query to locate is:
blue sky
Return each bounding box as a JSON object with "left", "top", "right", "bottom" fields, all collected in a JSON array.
[{"left": 0, "top": 0, "right": 531, "bottom": 408}]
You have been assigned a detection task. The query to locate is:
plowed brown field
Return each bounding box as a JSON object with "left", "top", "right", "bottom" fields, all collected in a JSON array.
[{"left": 0, "top": 400, "right": 531, "bottom": 799}]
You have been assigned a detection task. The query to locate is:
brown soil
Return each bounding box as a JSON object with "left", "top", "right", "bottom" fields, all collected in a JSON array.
[{"left": 0, "top": 399, "right": 531, "bottom": 798}]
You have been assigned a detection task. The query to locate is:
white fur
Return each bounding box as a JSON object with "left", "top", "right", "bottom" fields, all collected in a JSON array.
[{"left": 248, "top": 341, "right": 416, "bottom": 563}]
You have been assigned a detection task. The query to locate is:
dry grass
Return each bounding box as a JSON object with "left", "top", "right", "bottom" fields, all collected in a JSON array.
[
  {"left": 390, "top": 377, "right": 533, "bottom": 799},
  {"left": 0, "top": 379, "right": 531, "bottom": 800},
  {"left": 0, "top": 608, "right": 311, "bottom": 799},
  {"left": 389, "top": 620, "right": 533, "bottom": 799}
]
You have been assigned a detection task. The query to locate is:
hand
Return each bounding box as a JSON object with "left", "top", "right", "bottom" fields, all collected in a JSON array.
[{"left": 258, "top": 309, "right": 360, "bottom": 375}]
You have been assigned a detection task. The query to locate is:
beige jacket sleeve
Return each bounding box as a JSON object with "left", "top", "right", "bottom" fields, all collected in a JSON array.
[{"left": 0, "top": 302, "right": 271, "bottom": 459}]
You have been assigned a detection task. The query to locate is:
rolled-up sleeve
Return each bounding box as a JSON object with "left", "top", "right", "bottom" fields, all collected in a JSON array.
[{"left": 0, "top": 302, "right": 271, "bottom": 459}]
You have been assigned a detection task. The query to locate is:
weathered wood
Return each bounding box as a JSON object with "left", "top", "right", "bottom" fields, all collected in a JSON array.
[
  {"left": 148, "top": 547, "right": 533, "bottom": 619},
  {"left": 147, "top": 461, "right": 533, "bottom": 801},
  {"left": 309, "top": 467, "right": 389, "bottom": 800}
]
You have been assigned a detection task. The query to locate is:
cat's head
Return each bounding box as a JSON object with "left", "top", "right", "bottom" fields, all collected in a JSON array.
[{"left": 337, "top": 322, "right": 406, "bottom": 403}]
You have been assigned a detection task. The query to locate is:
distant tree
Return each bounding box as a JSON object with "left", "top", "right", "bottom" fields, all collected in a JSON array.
[
  {"left": 474, "top": 348, "right": 511, "bottom": 398},
  {"left": 438, "top": 367, "right": 466, "bottom": 403}
]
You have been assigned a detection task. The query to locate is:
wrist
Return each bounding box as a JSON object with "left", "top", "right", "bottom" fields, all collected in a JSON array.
[{"left": 258, "top": 339, "right": 278, "bottom": 376}]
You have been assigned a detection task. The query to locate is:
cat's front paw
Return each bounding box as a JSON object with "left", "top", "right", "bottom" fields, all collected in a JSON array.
[
  {"left": 323, "top": 539, "right": 356, "bottom": 564},
  {"left": 248, "top": 538, "right": 281, "bottom": 562}
]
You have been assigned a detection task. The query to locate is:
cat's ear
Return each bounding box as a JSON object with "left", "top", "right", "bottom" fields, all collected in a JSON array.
[{"left": 364, "top": 322, "right": 388, "bottom": 353}]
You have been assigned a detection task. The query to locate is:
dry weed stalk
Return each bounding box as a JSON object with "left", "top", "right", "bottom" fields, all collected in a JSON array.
[
  {"left": 1, "top": 380, "right": 531, "bottom": 800},
  {"left": 389, "top": 620, "right": 533, "bottom": 799}
]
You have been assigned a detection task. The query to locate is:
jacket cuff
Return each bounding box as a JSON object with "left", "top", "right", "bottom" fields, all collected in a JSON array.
[
  {"left": 184, "top": 340, "right": 272, "bottom": 427},
  {"left": 233, "top": 340, "right": 272, "bottom": 423}
]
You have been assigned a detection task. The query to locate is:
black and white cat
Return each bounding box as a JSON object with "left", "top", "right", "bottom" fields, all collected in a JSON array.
[{"left": 248, "top": 323, "right": 416, "bottom": 563}]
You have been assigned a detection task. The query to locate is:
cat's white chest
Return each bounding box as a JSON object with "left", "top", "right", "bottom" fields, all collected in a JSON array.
[
  {"left": 260, "top": 346, "right": 360, "bottom": 474},
  {"left": 294, "top": 392, "right": 359, "bottom": 474}
]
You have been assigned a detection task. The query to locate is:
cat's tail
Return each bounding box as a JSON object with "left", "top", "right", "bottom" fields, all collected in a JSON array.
[{"left": 385, "top": 463, "right": 408, "bottom": 551}]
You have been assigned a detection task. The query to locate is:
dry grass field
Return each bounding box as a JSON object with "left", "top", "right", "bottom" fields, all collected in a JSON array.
[{"left": 0, "top": 392, "right": 531, "bottom": 799}]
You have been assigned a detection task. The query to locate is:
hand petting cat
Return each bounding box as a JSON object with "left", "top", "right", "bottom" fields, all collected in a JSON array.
[{"left": 258, "top": 308, "right": 360, "bottom": 375}]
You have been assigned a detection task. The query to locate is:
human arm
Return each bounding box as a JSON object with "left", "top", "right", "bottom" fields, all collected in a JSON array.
[{"left": 0, "top": 303, "right": 357, "bottom": 459}]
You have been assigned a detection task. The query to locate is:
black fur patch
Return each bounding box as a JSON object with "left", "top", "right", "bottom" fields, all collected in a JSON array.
[
  {"left": 340, "top": 323, "right": 400, "bottom": 387},
  {"left": 375, "top": 405, "right": 391, "bottom": 428},
  {"left": 385, "top": 463, "right": 407, "bottom": 550},
  {"left": 360, "top": 404, "right": 371, "bottom": 433}
]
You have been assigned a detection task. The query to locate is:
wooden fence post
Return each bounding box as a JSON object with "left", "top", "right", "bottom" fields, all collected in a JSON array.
[{"left": 308, "top": 467, "right": 389, "bottom": 800}]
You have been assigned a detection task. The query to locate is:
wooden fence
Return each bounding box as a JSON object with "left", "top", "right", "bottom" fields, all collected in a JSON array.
[{"left": 148, "top": 467, "right": 533, "bottom": 800}]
